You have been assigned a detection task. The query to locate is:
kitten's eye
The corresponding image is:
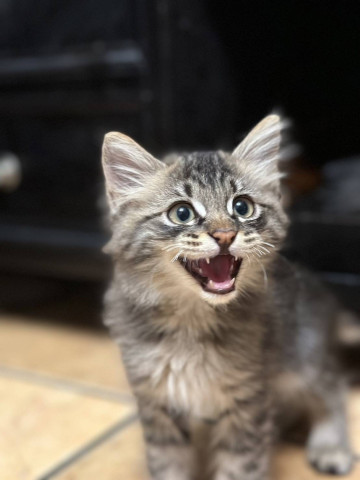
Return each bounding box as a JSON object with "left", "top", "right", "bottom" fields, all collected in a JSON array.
[
  {"left": 233, "top": 197, "right": 255, "bottom": 218},
  {"left": 168, "top": 203, "right": 195, "bottom": 224}
]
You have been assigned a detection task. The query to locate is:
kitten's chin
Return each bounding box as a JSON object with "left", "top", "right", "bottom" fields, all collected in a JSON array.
[{"left": 200, "top": 288, "right": 238, "bottom": 305}]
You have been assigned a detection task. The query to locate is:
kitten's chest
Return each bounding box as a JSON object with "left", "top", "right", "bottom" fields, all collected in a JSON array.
[{"left": 144, "top": 334, "right": 233, "bottom": 418}]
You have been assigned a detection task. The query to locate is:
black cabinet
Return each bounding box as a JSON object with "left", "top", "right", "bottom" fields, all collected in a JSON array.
[
  {"left": 0, "top": 0, "right": 359, "bottom": 309},
  {"left": 0, "top": 0, "right": 234, "bottom": 280}
]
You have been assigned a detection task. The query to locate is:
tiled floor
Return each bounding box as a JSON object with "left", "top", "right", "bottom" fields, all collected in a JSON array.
[{"left": 1, "top": 313, "right": 360, "bottom": 480}]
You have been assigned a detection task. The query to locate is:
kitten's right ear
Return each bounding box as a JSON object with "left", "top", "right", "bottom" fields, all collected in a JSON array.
[
  {"left": 231, "top": 114, "right": 286, "bottom": 189},
  {"left": 102, "top": 132, "right": 164, "bottom": 212}
]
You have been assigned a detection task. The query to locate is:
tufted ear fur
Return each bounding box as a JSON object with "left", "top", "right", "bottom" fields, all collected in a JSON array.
[
  {"left": 102, "top": 132, "right": 164, "bottom": 213},
  {"left": 231, "top": 114, "right": 286, "bottom": 189}
]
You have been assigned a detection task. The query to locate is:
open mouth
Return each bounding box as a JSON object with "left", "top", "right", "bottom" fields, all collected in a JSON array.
[{"left": 180, "top": 254, "right": 242, "bottom": 295}]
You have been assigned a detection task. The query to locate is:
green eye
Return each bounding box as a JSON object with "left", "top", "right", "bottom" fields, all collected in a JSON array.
[
  {"left": 168, "top": 203, "right": 195, "bottom": 224},
  {"left": 233, "top": 197, "right": 255, "bottom": 218}
]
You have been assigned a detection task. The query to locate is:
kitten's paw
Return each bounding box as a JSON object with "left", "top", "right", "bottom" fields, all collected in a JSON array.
[{"left": 307, "top": 447, "right": 353, "bottom": 475}]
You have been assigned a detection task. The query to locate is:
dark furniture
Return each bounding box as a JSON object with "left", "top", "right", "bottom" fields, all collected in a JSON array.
[{"left": 0, "top": 1, "right": 359, "bottom": 311}]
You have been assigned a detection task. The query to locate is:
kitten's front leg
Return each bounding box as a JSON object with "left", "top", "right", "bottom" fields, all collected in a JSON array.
[
  {"left": 210, "top": 405, "right": 273, "bottom": 480},
  {"left": 306, "top": 378, "right": 353, "bottom": 475},
  {"left": 138, "top": 398, "right": 194, "bottom": 480}
]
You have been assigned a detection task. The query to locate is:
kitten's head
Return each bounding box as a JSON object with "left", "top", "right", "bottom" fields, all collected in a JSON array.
[{"left": 102, "top": 115, "right": 288, "bottom": 306}]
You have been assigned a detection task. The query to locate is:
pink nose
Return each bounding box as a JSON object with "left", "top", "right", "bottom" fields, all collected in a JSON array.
[{"left": 210, "top": 230, "right": 236, "bottom": 246}]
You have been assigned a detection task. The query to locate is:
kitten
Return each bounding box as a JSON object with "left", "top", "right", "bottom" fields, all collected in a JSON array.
[{"left": 101, "top": 115, "right": 353, "bottom": 480}]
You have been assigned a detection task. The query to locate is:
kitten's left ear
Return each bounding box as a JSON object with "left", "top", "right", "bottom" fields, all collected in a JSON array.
[
  {"left": 231, "top": 114, "right": 285, "bottom": 188},
  {"left": 102, "top": 132, "right": 164, "bottom": 213}
]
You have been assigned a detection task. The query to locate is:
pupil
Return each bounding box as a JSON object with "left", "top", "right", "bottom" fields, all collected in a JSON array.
[
  {"left": 235, "top": 200, "right": 248, "bottom": 216},
  {"left": 177, "top": 206, "right": 190, "bottom": 221}
]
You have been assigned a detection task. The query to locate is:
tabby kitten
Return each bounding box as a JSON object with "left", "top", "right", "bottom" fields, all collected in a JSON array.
[{"left": 102, "top": 115, "right": 353, "bottom": 480}]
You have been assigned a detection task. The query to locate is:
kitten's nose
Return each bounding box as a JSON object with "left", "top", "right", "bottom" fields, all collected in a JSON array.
[{"left": 210, "top": 229, "right": 237, "bottom": 246}]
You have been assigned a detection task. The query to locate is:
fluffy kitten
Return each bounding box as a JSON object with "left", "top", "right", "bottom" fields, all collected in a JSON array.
[{"left": 102, "top": 115, "right": 353, "bottom": 480}]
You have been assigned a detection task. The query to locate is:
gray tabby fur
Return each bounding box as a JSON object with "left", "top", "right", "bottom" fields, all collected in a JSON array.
[{"left": 102, "top": 115, "right": 353, "bottom": 480}]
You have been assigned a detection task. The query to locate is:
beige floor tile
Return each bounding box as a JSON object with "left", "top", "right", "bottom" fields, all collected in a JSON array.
[
  {"left": 0, "top": 315, "right": 131, "bottom": 396},
  {"left": 0, "top": 376, "right": 134, "bottom": 480},
  {"left": 349, "top": 388, "right": 360, "bottom": 454},
  {"left": 57, "top": 423, "right": 147, "bottom": 480},
  {"left": 59, "top": 390, "right": 360, "bottom": 480}
]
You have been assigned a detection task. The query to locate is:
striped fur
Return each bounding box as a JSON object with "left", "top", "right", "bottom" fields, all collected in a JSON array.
[{"left": 102, "top": 115, "right": 353, "bottom": 479}]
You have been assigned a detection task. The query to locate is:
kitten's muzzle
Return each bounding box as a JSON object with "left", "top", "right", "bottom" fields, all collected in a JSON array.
[
  {"left": 180, "top": 254, "right": 242, "bottom": 295},
  {"left": 209, "top": 229, "right": 237, "bottom": 255}
]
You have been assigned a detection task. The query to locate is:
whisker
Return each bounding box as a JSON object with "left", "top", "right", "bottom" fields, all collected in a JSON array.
[
  {"left": 260, "top": 241, "right": 275, "bottom": 249},
  {"left": 252, "top": 256, "right": 268, "bottom": 291},
  {"left": 171, "top": 250, "right": 183, "bottom": 262},
  {"left": 162, "top": 244, "right": 183, "bottom": 252},
  {"left": 260, "top": 262, "right": 268, "bottom": 290},
  {"left": 257, "top": 245, "right": 270, "bottom": 255}
]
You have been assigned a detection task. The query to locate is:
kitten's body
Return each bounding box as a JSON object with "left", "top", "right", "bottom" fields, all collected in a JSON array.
[{"left": 102, "top": 116, "right": 353, "bottom": 480}]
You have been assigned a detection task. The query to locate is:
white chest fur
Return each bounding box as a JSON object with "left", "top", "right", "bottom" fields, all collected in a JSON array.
[
  {"left": 125, "top": 297, "right": 237, "bottom": 418},
  {"left": 142, "top": 333, "right": 232, "bottom": 419}
]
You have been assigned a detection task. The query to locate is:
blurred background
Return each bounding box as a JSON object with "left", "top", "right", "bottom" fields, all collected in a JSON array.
[
  {"left": 1, "top": 2, "right": 360, "bottom": 479},
  {"left": 0, "top": 1, "right": 360, "bottom": 317}
]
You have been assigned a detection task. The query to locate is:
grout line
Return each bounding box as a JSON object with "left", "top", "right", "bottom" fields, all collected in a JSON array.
[
  {"left": 0, "top": 364, "right": 135, "bottom": 404},
  {"left": 36, "top": 412, "right": 139, "bottom": 480}
]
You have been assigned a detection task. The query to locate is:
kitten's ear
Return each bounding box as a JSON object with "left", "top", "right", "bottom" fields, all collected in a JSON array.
[
  {"left": 231, "top": 114, "right": 285, "bottom": 188},
  {"left": 102, "top": 132, "right": 164, "bottom": 212}
]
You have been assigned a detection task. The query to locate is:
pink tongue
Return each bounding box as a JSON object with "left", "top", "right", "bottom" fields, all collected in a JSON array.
[{"left": 199, "top": 255, "right": 232, "bottom": 282}]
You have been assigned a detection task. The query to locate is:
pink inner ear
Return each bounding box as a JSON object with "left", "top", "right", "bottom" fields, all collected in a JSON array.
[
  {"left": 232, "top": 115, "right": 282, "bottom": 164},
  {"left": 102, "top": 133, "right": 163, "bottom": 202}
]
